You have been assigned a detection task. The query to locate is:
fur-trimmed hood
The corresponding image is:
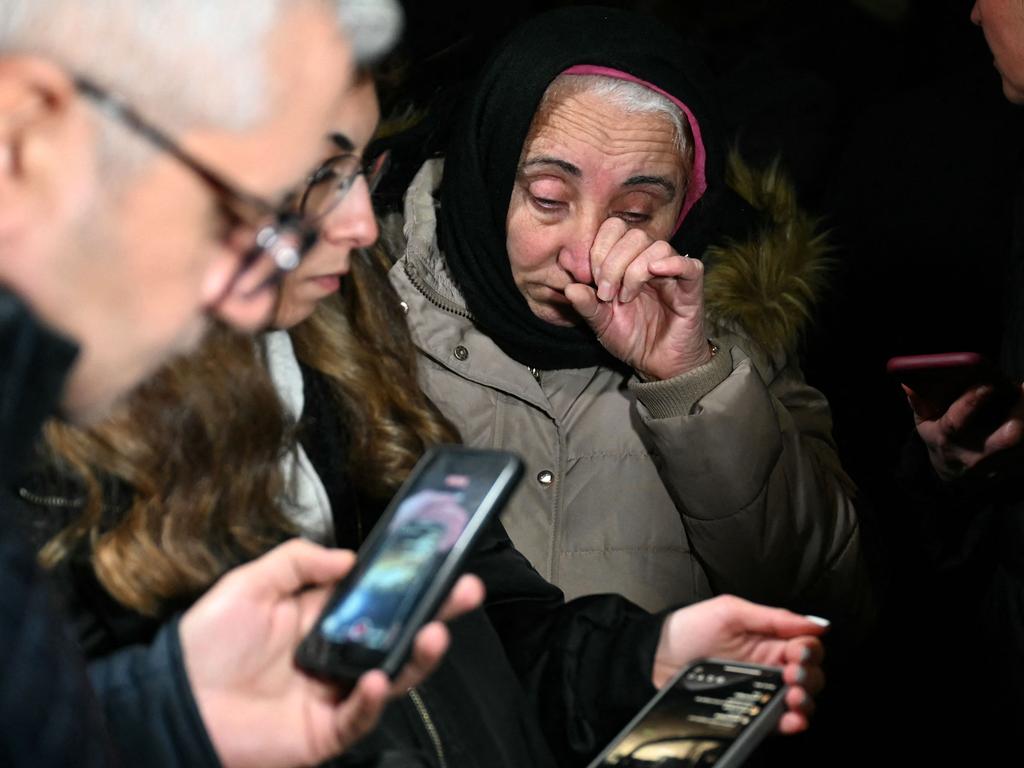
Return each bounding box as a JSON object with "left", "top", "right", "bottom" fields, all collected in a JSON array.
[{"left": 704, "top": 151, "right": 831, "bottom": 357}]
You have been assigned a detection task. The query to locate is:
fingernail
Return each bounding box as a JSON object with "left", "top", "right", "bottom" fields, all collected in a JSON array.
[
  {"left": 804, "top": 615, "right": 830, "bottom": 628},
  {"left": 799, "top": 646, "right": 811, "bottom": 663},
  {"left": 794, "top": 666, "right": 807, "bottom": 684},
  {"left": 597, "top": 281, "right": 613, "bottom": 302},
  {"left": 618, "top": 287, "right": 632, "bottom": 303}
]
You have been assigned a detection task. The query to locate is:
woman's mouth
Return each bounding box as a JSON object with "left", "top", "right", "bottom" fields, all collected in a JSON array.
[{"left": 312, "top": 274, "right": 341, "bottom": 293}]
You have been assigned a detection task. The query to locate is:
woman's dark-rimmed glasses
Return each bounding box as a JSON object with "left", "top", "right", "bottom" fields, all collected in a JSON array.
[{"left": 299, "top": 149, "right": 391, "bottom": 223}]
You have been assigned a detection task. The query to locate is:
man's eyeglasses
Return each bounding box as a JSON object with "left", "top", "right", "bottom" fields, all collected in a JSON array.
[{"left": 73, "top": 77, "right": 389, "bottom": 286}]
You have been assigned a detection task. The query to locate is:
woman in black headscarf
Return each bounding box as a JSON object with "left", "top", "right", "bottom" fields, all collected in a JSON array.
[{"left": 391, "top": 5, "right": 871, "bottom": 626}]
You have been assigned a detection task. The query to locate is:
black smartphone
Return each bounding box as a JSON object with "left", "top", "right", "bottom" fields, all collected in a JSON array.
[
  {"left": 295, "top": 445, "right": 523, "bottom": 683},
  {"left": 587, "top": 659, "right": 787, "bottom": 768}
]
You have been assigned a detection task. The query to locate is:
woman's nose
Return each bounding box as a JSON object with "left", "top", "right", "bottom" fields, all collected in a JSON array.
[
  {"left": 556, "top": 216, "right": 599, "bottom": 285},
  {"left": 319, "top": 177, "right": 379, "bottom": 248}
]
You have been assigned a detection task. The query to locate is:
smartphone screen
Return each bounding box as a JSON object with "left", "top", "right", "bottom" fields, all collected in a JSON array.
[
  {"left": 589, "top": 661, "right": 785, "bottom": 768},
  {"left": 318, "top": 476, "right": 475, "bottom": 651},
  {"left": 298, "top": 446, "right": 521, "bottom": 680}
]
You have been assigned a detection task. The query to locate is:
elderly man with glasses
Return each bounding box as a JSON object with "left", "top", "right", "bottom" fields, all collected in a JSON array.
[{"left": 0, "top": 2, "right": 481, "bottom": 767}]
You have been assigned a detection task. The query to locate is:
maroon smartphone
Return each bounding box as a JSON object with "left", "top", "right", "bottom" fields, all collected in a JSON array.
[{"left": 886, "top": 352, "right": 1016, "bottom": 421}]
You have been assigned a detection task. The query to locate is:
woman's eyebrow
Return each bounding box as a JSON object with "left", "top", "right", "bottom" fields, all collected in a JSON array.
[
  {"left": 623, "top": 175, "right": 677, "bottom": 199},
  {"left": 330, "top": 132, "right": 355, "bottom": 151},
  {"left": 522, "top": 155, "right": 581, "bottom": 177}
]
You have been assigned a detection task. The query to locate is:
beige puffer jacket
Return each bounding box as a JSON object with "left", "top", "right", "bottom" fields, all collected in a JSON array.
[{"left": 389, "top": 157, "right": 870, "bottom": 625}]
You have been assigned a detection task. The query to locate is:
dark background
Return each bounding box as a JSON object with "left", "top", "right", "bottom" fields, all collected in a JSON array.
[{"left": 386, "top": 1, "right": 1024, "bottom": 763}]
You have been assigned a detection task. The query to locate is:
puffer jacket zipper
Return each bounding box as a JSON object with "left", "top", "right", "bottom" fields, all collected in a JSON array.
[
  {"left": 407, "top": 687, "right": 447, "bottom": 768},
  {"left": 403, "top": 260, "right": 472, "bottom": 321}
]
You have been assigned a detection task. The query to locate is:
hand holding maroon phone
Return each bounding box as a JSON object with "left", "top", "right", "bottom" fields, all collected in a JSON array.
[
  {"left": 886, "top": 352, "right": 1004, "bottom": 419},
  {"left": 887, "top": 352, "right": 1024, "bottom": 480}
]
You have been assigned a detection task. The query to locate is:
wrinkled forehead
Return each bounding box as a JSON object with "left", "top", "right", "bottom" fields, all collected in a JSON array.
[{"left": 524, "top": 95, "right": 686, "bottom": 177}]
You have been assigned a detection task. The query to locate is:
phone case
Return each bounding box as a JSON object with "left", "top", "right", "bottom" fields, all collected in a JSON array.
[
  {"left": 886, "top": 351, "right": 1017, "bottom": 420},
  {"left": 710, "top": 662, "right": 787, "bottom": 768},
  {"left": 885, "top": 352, "right": 988, "bottom": 374},
  {"left": 295, "top": 445, "right": 523, "bottom": 683},
  {"left": 586, "top": 658, "right": 787, "bottom": 768}
]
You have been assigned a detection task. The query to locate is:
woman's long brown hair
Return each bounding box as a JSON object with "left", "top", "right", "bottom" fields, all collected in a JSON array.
[
  {"left": 39, "top": 243, "right": 457, "bottom": 617},
  {"left": 291, "top": 245, "right": 458, "bottom": 502}
]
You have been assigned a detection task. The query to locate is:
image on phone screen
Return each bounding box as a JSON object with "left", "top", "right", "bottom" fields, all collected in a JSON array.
[
  {"left": 590, "top": 661, "right": 785, "bottom": 768},
  {"left": 318, "top": 486, "right": 469, "bottom": 650}
]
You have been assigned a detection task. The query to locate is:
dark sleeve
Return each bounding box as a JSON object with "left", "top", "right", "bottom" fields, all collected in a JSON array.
[
  {"left": 0, "top": 527, "right": 118, "bottom": 768},
  {"left": 88, "top": 617, "right": 222, "bottom": 768},
  {"left": 13, "top": 459, "right": 166, "bottom": 657},
  {"left": 898, "top": 430, "right": 1024, "bottom": 718},
  {"left": 468, "top": 520, "right": 667, "bottom": 766},
  {"left": 897, "top": 430, "right": 1003, "bottom": 573},
  {"left": 0, "top": 503, "right": 219, "bottom": 768}
]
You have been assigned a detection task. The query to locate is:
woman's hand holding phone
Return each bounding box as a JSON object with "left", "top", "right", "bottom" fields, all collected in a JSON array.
[{"left": 651, "top": 595, "right": 827, "bottom": 735}]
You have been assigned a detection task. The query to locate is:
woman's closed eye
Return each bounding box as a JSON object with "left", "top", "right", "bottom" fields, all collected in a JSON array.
[
  {"left": 530, "top": 194, "right": 567, "bottom": 211},
  {"left": 611, "top": 210, "right": 651, "bottom": 225},
  {"left": 610, "top": 192, "right": 661, "bottom": 226},
  {"left": 524, "top": 177, "right": 570, "bottom": 212}
]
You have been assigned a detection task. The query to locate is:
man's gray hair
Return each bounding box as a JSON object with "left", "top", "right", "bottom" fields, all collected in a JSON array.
[{"left": 0, "top": 0, "right": 402, "bottom": 133}]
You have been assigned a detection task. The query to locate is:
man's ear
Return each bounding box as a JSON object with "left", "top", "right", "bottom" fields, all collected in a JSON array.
[{"left": 0, "top": 57, "right": 86, "bottom": 233}]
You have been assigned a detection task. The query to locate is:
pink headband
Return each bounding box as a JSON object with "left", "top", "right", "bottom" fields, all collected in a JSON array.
[{"left": 562, "top": 64, "right": 707, "bottom": 238}]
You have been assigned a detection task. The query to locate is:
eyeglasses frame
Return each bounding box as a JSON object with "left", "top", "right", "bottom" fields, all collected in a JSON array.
[{"left": 73, "top": 75, "right": 318, "bottom": 276}]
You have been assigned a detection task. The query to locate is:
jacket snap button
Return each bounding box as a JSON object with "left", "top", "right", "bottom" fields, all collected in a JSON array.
[
  {"left": 537, "top": 470, "right": 553, "bottom": 486},
  {"left": 399, "top": 300, "right": 409, "bottom": 314},
  {"left": 454, "top": 345, "right": 469, "bottom": 361}
]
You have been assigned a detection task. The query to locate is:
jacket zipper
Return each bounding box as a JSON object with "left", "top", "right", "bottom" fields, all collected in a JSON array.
[
  {"left": 404, "top": 260, "right": 473, "bottom": 320},
  {"left": 18, "top": 487, "right": 84, "bottom": 508},
  {"left": 407, "top": 687, "right": 447, "bottom": 768}
]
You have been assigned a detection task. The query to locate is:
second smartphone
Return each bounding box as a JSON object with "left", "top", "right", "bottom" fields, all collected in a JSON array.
[
  {"left": 587, "top": 659, "right": 787, "bottom": 768},
  {"left": 295, "top": 445, "right": 523, "bottom": 683}
]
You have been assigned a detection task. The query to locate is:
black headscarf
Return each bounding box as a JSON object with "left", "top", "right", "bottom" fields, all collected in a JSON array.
[{"left": 438, "top": 5, "right": 737, "bottom": 369}]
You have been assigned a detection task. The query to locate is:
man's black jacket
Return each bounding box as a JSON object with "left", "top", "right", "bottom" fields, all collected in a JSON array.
[{"left": 0, "top": 289, "right": 220, "bottom": 768}]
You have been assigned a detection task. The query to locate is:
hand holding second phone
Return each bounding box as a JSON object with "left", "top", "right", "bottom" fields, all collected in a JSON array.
[
  {"left": 565, "top": 217, "right": 711, "bottom": 380},
  {"left": 653, "top": 595, "right": 828, "bottom": 735},
  {"left": 907, "top": 382, "right": 1024, "bottom": 482}
]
